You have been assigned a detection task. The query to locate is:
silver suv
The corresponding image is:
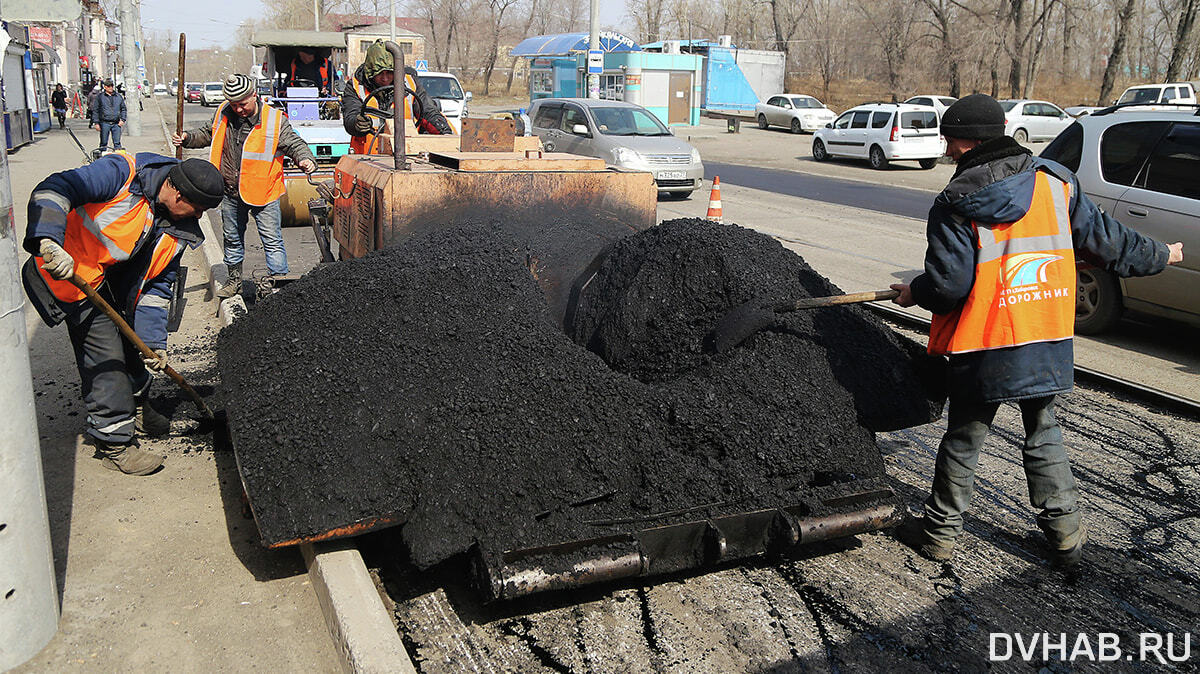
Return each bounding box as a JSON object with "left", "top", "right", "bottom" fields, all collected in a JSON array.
[
  {"left": 529, "top": 98, "right": 703, "bottom": 198},
  {"left": 1040, "top": 106, "right": 1200, "bottom": 333}
]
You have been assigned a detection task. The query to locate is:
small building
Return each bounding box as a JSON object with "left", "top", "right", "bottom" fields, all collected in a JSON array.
[
  {"left": 511, "top": 32, "right": 704, "bottom": 126},
  {"left": 642, "top": 38, "right": 784, "bottom": 111},
  {"left": 342, "top": 23, "right": 426, "bottom": 76}
]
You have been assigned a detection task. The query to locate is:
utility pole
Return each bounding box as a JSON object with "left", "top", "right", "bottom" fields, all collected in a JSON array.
[
  {"left": 313, "top": 0, "right": 319, "bottom": 31},
  {"left": 389, "top": 0, "right": 396, "bottom": 43},
  {"left": 119, "top": 0, "right": 142, "bottom": 135},
  {"left": 587, "top": 0, "right": 599, "bottom": 99},
  {"left": 0, "top": 54, "right": 60, "bottom": 670}
]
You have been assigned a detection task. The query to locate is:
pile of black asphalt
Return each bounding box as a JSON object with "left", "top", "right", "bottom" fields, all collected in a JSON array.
[{"left": 218, "top": 218, "right": 943, "bottom": 571}]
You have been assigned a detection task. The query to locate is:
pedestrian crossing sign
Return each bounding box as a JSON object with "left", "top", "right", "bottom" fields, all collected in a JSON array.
[{"left": 415, "top": 60, "right": 428, "bottom": 72}]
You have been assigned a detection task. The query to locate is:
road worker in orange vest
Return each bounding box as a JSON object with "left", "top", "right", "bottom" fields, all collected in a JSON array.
[
  {"left": 172, "top": 74, "right": 317, "bottom": 298},
  {"left": 890, "top": 94, "right": 1183, "bottom": 571},
  {"left": 341, "top": 39, "right": 453, "bottom": 155},
  {"left": 23, "top": 155, "right": 224, "bottom": 475},
  {"left": 286, "top": 47, "right": 331, "bottom": 96}
]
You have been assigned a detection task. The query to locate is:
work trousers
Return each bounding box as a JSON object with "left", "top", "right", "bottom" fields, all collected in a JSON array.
[
  {"left": 98, "top": 121, "right": 123, "bottom": 149},
  {"left": 924, "top": 395, "right": 1082, "bottom": 549},
  {"left": 63, "top": 294, "right": 150, "bottom": 444},
  {"left": 219, "top": 196, "right": 287, "bottom": 275}
]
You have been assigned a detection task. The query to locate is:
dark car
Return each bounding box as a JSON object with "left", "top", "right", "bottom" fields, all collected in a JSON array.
[{"left": 185, "top": 83, "right": 202, "bottom": 103}]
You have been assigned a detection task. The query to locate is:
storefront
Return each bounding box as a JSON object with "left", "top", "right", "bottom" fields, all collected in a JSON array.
[{"left": 3, "top": 22, "right": 35, "bottom": 149}]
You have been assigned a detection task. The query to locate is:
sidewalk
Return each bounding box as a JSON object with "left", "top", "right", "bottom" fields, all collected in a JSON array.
[{"left": 10, "top": 105, "right": 340, "bottom": 671}]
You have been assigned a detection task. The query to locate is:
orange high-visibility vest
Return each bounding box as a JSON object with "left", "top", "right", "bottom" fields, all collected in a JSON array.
[
  {"left": 209, "top": 101, "right": 286, "bottom": 206},
  {"left": 290, "top": 57, "right": 329, "bottom": 89},
  {"left": 35, "top": 152, "right": 185, "bottom": 305},
  {"left": 349, "top": 74, "right": 416, "bottom": 155},
  {"left": 928, "top": 171, "right": 1076, "bottom": 355}
]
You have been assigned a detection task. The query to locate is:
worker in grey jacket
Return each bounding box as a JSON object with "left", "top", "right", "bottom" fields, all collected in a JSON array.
[{"left": 171, "top": 74, "right": 316, "bottom": 297}]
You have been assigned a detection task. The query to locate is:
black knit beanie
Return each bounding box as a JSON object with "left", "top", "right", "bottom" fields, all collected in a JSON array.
[
  {"left": 940, "top": 94, "right": 1007, "bottom": 140},
  {"left": 168, "top": 159, "right": 224, "bottom": 209}
]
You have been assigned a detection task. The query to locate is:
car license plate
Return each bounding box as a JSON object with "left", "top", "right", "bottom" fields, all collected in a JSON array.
[{"left": 657, "top": 170, "right": 686, "bottom": 180}]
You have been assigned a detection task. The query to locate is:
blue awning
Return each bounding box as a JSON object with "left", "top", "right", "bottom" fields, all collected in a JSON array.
[{"left": 509, "top": 32, "right": 640, "bottom": 57}]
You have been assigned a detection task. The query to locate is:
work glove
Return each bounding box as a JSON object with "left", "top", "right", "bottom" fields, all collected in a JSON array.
[
  {"left": 352, "top": 114, "right": 374, "bottom": 135},
  {"left": 39, "top": 239, "right": 75, "bottom": 280},
  {"left": 143, "top": 348, "right": 169, "bottom": 372}
]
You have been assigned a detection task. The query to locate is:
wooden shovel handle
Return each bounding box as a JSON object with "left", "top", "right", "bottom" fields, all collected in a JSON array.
[
  {"left": 68, "top": 275, "right": 214, "bottom": 419},
  {"left": 782, "top": 289, "right": 901, "bottom": 311}
]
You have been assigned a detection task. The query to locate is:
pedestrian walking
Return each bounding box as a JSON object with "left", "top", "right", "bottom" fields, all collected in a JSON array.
[
  {"left": 22, "top": 154, "right": 224, "bottom": 475},
  {"left": 90, "top": 79, "right": 126, "bottom": 150},
  {"left": 890, "top": 94, "right": 1184, "bottom": 571},
  {"left": 172, "top": 73, "right": 316, "bottom": 296},
  {"left": 51, "top": 84, "right": 68, "bottom": 129}
]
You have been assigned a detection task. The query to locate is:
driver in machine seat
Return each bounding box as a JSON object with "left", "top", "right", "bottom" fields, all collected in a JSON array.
[{"left": 341, "top": 40, "right": 452, "bottom": 154}]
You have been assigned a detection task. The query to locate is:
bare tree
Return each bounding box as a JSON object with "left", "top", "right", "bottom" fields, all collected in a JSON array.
[
  {"left": 480, "top": 0, "right": 519, "bottom": 95},
  {"left": 1098, "top": 0, "right": 1139, "bottom": 104},
  {"left": 916, "top": 0, "right": 961, "bottom": 95},
  {"left": 1164, "top": 0, "right": 1199, "bottom": 80},
  {"left": 856, "top": 0, "right": 918, "bottom": 100},
  {"left": 629, "top": 0, "right": 667, "bottom": 42}
]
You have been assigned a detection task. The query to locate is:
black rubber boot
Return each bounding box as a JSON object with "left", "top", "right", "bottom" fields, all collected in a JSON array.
[{"left": 135, "top": 398, "right": 171, "bottom": 437}]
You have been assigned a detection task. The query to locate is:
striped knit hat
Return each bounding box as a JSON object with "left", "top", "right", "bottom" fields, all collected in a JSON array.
[{"left": 222, "top": 74, "right": 255, "bottom": 101}]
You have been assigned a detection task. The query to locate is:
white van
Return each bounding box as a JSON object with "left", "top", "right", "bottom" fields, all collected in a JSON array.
[
  {"left": 415, "top": 71, "right": 471, "bottom": 133},
  {"left": 1115, "top": 82, "right": 1198, "bottom": 107}
]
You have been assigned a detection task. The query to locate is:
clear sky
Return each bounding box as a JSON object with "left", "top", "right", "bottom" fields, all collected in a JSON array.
[{"left": 140, "top": 0, "right": 629, "bottom": 48}]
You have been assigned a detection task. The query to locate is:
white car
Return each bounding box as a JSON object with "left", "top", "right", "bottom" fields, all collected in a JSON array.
[
  {"left": 811, "top": 103, "right": 944, "bottom": 170},
  {"left": 999, "top": 99, "right": 1074, "bottom": 142},
  {"left": 153, "top": 84, "right": 168, "bottom": 96},
  {"left": 416, "top": 71, "right": 471, "bottom": 134},
  {"left": 755, "top": 94, "right": 836, "bottom": 133},
  {"left": 1115, "top": 82, "right": 1198, "bottom": 107},
  {"left": 902, "top": 95, "right": 957, "bottom": 117},
  {"left": 200, "top": 81, "right": 224, "bottom": 107}
]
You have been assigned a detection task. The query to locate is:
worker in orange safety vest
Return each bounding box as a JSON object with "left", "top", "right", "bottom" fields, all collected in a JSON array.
[
  {"left": 341, "top": 39, "right": 452, "bottom": 155},
  {"left": 172, "top": 74, "right": 317, "bottom": 298},
  {"left": 889, "top": 94, "right": 1183, "bottom": 571},
  {"left": 23, "top": 153, "right": 224, "bottom": 474}
]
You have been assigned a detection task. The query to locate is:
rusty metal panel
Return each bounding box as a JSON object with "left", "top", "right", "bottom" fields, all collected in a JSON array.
[{"left": 460, "top": 118, "right": 516, "bottom": 152}]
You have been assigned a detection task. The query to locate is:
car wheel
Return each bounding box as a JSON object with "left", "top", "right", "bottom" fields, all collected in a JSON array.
[
  {"left": 918, "top": 157, "right": 939, "bottom": 170},
  {"left": 1014, "top": 128, "right": 1029, "bottom": 143},
  {"left": 757, "top": 114, "right": 768, "bottom": 130},
  {"left": 869, "top": 145, "right": 889, "bottom": 170},
  {"left": 1075, "top": 267, "right": 1123, "bottom": 334},
  {"left": 812, "top": 138, "right": 829, "bottom": 162},
  {"left": 790, "top": 118, "right": 802, "bottom": 134}
]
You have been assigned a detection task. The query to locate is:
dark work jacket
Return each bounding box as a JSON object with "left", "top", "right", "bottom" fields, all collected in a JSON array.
[
  {"left": 22, "top": 152, "right": 204, "bottom": 349},
  {"left": 909, "top": 136, "right": 1168, "bottom": 403},
  {"left": 91, "top": 90, "right": 126, "bottom": 123}
]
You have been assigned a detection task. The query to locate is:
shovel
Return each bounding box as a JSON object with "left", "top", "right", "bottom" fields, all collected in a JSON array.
[
  {"left": 68, "top": 274, "right": 218, "bottom": 424},
  {"left": 707, "top": 289, "right": 901, "bottom": 353}
]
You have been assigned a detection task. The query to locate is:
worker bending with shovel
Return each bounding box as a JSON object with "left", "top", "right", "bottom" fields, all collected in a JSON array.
[
  {"left": 890, "top": 94, "right": 1183, "bottom": 570},
  {"left": 23, "top": 154, "right": 224, "bottom": 475},
  {"left": 172, "top": 74, "right": 317, "bottom": 298},
  {"left": 341, "top": 39, "right": 453, "bottom": 154}
]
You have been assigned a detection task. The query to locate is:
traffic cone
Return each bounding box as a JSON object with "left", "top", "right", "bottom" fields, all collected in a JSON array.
[{"left": 706, "top": 176, "right": 722, "bottom": 223}]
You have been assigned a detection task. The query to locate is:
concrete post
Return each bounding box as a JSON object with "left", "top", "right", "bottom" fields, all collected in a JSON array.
[
  {"left": 118, "top": 0, "right": 141, "bottom": 135},
  {"left": 0, "top": 66, "right": 60, "bottom": 667},
  {"left": 587, "top": 0, "right": 599, "bottom": 99}
]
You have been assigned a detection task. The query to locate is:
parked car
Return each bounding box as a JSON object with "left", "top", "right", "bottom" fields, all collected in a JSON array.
[
  {"left": 755, "top": 94, "right": 836, "bottom": 133},
  {"left": 416, "top": 71, "right": 470, "bottom": 134},
  {"left": 811, "top": 103, "right": 944, "bottom": 170},
  {"left": 1039, "top": 107, "right": 1200, "bottom": 333},
  {"left": 185, "top": 82, "right": 203, "bottom": 103},
  {"left": 902, "top": 95, "right": 957, "bottom": 117},
  {"left": 140, "top": 79, "right": 151, "bottom": 98},
  {"left": 999, "top": 99, "right": 1074, "bottom": 142},
  {"left": 1115, "top": 82, "right": 1198, "bottom": 107},
  {"left": 168, "top": 79, "right": 178, "bottom": 96},
  {"left": 200, "top": 81, "right": 224, "bottom": 106},
  {"left": 153, "top": 83, "right": 168, "bottom": 96},
  {"left": 1064, "top": 104, "right": 1102, "bottom": 117},
  {"left": 528, "top": 98, "right": 703, "bottom": 198}
]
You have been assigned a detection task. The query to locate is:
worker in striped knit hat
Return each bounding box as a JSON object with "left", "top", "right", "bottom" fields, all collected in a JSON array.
[{"left": 172, "top": 74, "right": 317, "bottom": 297}]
